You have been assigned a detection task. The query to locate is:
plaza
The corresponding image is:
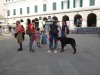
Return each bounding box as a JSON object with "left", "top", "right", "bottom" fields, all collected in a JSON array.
[
  {"left": 0, "top": 0, "right": 100, "bottom": 75},
  {"left": 0, "top": 34, "right": 100, "bottom": 75}
]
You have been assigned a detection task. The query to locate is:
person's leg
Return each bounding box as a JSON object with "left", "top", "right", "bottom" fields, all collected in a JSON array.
[
  {"left": 48, "top": 34, "right": 53, "bottom": 52},
  {"left": 54, "top": 36, "right": 57, "bottom": 49},
  {"left": 22, "top": 32, "right": 25, "bottom": 40},
  {"left": 61, "top": 31, "right": 65, "bottom": 38},
  {"left": 62, "top": 31, "right": 66, "bottom": 49},
  {"left": 54, "top": 36, "right": 57, "bottom": 53},
  {"left": 29, "top": 34, "right": 34, "bottom": 51},
  {"left": 20, "top": 43, "right": 22, "bottom": 50}
]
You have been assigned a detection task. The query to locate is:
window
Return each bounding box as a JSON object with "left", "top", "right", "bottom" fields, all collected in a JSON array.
[
  {"left": 34, "top": 5, "right": 38, "bottom": 13},
  {"left": 80, "top": 0, "right": 83, "bottom": 7},
  {"left": 39, "top": 17, "right": 42, "bottom": 20},
  {"left": 67, "top": 0, "right": 70, "bottom": 9},
  {"left": 48, "top": 16, "right": 51, "bottom": 19},
  {"left": 53, "top": 2, "right": 56, "bottom": 10},
  {"left": 20, "top": 8, "right": 22, "bottom": 15},
  {"left": 27, "top": 7, "right": 30, "bottom": 14},
  {"left": 73, "top": 0, "right": 76, "bottom": 8},
  {"left": 43, "top": 4, "right": 46, "bottom": 12},
  {"left": 7, "top": 10, "right": 10, "bottom": 16},
  {"left": 90, "top": 0, "right": 95, "bottom": 6},
  {"left": 6, "top": 0, "right": 7, "bottom": 2},
  {"left": 13, "top": 9, "right": 16, "bottom": 15},
  {"left": 61, "top": 1, "right": 64, "bottom": 9}
]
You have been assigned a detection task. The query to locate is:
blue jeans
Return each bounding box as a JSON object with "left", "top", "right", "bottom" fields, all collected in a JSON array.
[
  {"left": 61, "top": 31, "right": 66, "bottom": 37},
  {"left": 29, "top": 34, "right": 34, "bottom": 49},
  {"left": 49, "top": 34, "right": 57, "bottom": 50}
]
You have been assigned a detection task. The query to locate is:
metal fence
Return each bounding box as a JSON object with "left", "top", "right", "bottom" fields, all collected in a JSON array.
[{"left": 75, "top": 27, "right": 100, "bottom": 34}]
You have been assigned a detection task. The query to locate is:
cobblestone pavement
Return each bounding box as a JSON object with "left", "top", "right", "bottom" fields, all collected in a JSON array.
[{"left": 0, "top": 34, "right": 100, "bottom": 75}]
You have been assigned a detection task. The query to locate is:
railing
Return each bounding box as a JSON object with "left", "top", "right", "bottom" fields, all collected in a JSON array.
[{"left": 75, "top": 27, "right": 100, "bottom": 34}]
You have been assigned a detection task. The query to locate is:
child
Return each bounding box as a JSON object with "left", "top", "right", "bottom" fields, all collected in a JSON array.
[
  {"left": 41, "top": 31, "right": 47, "bottom": 46},
  {"left": 36, "top": 28, "right": 41, "bottom": 48}
]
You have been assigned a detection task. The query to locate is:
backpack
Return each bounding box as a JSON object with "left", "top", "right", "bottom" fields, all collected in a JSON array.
[{"left": 50, "top": 24, "right": 58, "bottom": 36}]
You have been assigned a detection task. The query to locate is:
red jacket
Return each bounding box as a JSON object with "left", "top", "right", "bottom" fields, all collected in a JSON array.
[{"left": 28, "top": 24, "right": 35, "bottom": 34}]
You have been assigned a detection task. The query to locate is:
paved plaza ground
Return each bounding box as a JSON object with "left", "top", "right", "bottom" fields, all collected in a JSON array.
[{"left": 0, "top": 34, "right": 100, "bottom": 75}]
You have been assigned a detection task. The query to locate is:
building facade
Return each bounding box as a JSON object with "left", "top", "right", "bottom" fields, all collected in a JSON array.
[
  {"left": 0, "top": 0, "right": 5, "bottom": 24},
  {"left": 4, "top": 0, "right": 100, "bottom": 30}
]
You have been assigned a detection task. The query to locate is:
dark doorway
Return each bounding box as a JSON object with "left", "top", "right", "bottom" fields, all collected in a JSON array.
[
  {"left": 34, "top": 18, "right": 39, "bottom": 29},
  {"left": 87, "top": 13, "right": 97, "bottom": 27},
  {"left": 74, "top": 14, "right": 82, "bottom": 27},
  {"left": 62, "top": 15, "right": 69, "bottom": 21}
]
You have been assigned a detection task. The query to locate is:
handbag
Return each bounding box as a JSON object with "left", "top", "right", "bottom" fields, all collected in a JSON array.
[
  {"left": 26, "top": 29, "right": 30, "bottom": 35},
  {"left": 14, "top": 33, "right": 18, "bottom": 38}
]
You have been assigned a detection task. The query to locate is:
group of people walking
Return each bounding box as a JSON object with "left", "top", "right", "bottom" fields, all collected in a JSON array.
[{"left": 15, "top": 19, "right": 69, "bottom": 53}]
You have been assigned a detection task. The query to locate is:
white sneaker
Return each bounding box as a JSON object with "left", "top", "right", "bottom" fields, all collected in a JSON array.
[
  {"left": 64, "top": 47, "right": 66, "bottom": 50},
  {"left": 48, "top": 50, "right": 51, "bottom": 53},
  {"left": 54, "top": 50, "right": 57, "bottom": 53},
  {"left": 36, "top": 47, "right": 38, "bottom": 50}
]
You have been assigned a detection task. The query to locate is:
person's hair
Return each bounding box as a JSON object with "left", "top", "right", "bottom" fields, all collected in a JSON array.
[
  {"left": 20, "top": 19, "right": 24, "bottom": 22},
  {"left": 62, "top": 20, "right": 67, "bottom": 25},
  {"left": 27, "top": 19, "right": 31, "bottom": 25},
  {"left": 37, "top": 28, "right": 40, "bottom": 31},
  {"left": 16, "top": 20, "right": 20, "bottom": 24},
  {"left": 32, "top": 19, "right": 35, "bottom": 23}
]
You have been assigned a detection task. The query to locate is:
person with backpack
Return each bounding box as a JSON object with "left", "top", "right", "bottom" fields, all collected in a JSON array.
[
  {"left": 48, "top": 20, "right": 59, "bottom": 53},
  {"left": 27, "top": 19, "right": 36, "bottom": 52}
]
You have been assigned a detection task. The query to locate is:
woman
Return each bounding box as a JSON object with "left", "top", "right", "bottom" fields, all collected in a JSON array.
[
  {"left": 16, "top": 21, "right": 23, "bottom": 51},
  {"left": 61, "top": 20, "right": 68, "bottom": 50},
  {"left": 27, "top": 19, "right": 35, "bottom": 52},
  {"left": 61, "top": 20, "right": 68, "bottom": 37}
]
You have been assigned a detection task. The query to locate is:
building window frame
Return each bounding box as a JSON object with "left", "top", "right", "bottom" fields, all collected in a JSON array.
[
  {"left": 73, "top": 0, "right": 76, "bottom": 8},
  {"left": 80, "top": 0, "right": 83, "bottom": 7},
  {"left": 67, "top": 0, "right": 70, "bottom": 9},
  {"left": 90, "top": 0, "right": 95, "bottom": 6},
  {"left": 27, "top": 7, "right": 30, "bottom": 14},
  {"left": 20, "top": 8, "right": 22, "bottom": 15},
  {"left": 61, "top": 1, "right": 64, "bottom": 9},
  {"left": 7, "top": 10, "right": 10, "bottom": 16},
  {"left": 13, "top": 9, "right": 16, "bottom": 15},
  {"left": 43, "top": 4, "right": 46, "bottom": 12},
  {"left": 34, "top": 5, "right": 38, "bottom": 13},
  {"left": 53, "top": 2, "right": 57, "bottom": 11}
]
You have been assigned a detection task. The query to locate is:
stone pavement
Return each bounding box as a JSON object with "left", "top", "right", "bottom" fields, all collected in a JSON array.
[{"left": 0, "top": 34, "right": 100, "bottom": 75}]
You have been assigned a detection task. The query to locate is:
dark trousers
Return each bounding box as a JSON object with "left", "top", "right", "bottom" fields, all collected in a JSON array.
[
  {"left": 22, "top": 32, "right": 25, "bottom": 40},
  {"left": 20, "top": 43, "right": 22, "bottom": 49}
]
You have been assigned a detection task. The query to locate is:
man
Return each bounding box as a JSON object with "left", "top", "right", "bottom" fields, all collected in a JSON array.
[{"left": 48, "top": 20, "right": 59, "bottom": 53}]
